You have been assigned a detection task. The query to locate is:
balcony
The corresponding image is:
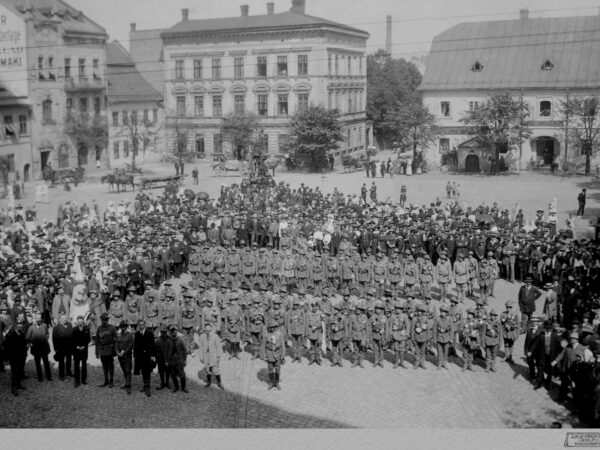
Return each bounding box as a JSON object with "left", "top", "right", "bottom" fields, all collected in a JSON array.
[{"left": 64, "top": 76, "right": 104, "bottom": 92}]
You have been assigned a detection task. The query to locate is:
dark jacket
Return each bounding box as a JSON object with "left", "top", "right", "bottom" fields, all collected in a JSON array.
[
  {"left": 72, "top": 325, "right": 91, "bottom": 355},
  {"left": 95, "top": 323, "right": 117, "bottom": 357},
  {"left": 518, "top": 285, "right": 542, "bottom": 314},
  {"left": 134, "top": 328, "right": 156, "bottom": 374},
  {"left": 4, "top": 328, "right": 27, "bottom": 363},
  {"left": 26, "top": 323, "right": 50, "bottom": 356},
  {"left": 165, "top": 336, "right": 187, "bottom": 368},
  {"left": 52, "top": 322, "right": 74, "bottom": 355},
  {"left": 530, "top": 329, "right": 562, "bottom": 364}
]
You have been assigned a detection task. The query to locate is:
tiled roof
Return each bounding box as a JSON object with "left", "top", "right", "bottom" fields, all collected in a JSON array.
[
  {"left": 107, "top": 41, "right": 134, "bottom": 66},
  {"left": 161, "top": 10, "right": 369, "bottom": 38},
  {"left": 419, "top": 15, "right": 600, "bottom": 91}
]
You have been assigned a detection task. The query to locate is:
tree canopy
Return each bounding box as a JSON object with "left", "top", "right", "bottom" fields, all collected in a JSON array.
[
  {"left": 561, "top": 95, "right": 600, "bottom": 174},
  {"left": 64, "top": 113, "right": 108, "bottom": 167},
  {"left": 220, "top": 111, "right": 260, "bottom": 159}
]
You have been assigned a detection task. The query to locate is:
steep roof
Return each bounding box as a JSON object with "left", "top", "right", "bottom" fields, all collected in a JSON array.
[
  {"left": 129, "top": 29, "right": 164, "bottom": 94},
  {"left": 419, "top": 14, "right": 600, "bottom": 91},
  {"left": 161, "top": 10, "right": 369, "bottom": 39},
  {"left": 107, "top": 41, "right": 162, "bottom": 104},
  {"left": 0, "top": 0, "right": 107, "bottom": 36}
]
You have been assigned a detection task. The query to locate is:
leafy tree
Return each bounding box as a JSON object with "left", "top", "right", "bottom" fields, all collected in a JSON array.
[
  {"left": 560, "top": 95, "right": 600, "bottom": 175},
  {"left": 64, "top": 112, "right": 108, "bottom": 168},
  {"left": 367, "top": 49, "right": 423, "bottom": 143},
  {"left": 114, "top": 110, "right": 160, "bottom": 170},
  {"left": 168, "top": 114, "right": 194, "bottom": 170},
  {"left": 288, "top": 105, "right": 343, "bottom": 172},
  {"left": 381, "top": 95, "right": 440, "bottom": 156},
  {"left": 460, "top": 91, "right": 531, "bottom": 169},
  {"left": 220, "top": 111, "right": 260, "bottom": 160}
]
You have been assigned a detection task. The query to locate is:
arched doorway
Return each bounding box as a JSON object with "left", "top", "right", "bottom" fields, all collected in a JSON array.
[
  {"left": 533, "top": 137, "right": 560, "bottom": 166},
  {"left": 23, "top": 164, "right": 30, "bottom": 182},
  {"left": 465, "top": 154, "right": 480, "bottom": 173}
]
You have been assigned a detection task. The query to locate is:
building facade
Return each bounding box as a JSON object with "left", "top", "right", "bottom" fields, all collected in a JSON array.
[
  {"left": 160, "top": 0, "right": 370, "bottom": 158},
  {"left": 106, "top": 41, "right": 164, "bottom": 169},
  {"left": 419, "top": 10, "right": 600, "bottom": 172},
  {"left": 0, "top": 0, "right": 108, "bottom": 181}
]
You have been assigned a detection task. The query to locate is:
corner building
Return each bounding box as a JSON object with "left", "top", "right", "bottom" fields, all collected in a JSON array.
[{"left": 161, "top": 0, "right": 370, "bottom": 157}]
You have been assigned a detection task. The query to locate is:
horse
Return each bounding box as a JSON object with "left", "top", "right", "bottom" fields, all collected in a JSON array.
[{"left": 101, "top": 174, "right": 135, "bottom": 192}]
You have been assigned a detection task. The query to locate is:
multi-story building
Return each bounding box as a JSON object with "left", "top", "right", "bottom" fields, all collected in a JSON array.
[
  {"left": 160, "top": 0, "right": 370, "bottom": 158},
  {"left": 106, "top": 41, "right": 164, "bottom": 169},
  {"left": 419, "top": 9, "right": 600, "bottom": 172},
  {"left": 0, "top": 0, "right": 108, "bottom": 180}
]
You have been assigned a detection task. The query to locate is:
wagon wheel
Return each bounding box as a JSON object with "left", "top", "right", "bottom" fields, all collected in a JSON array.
[{"left": 214, "top": 164, "right": 225, "bottom": 177}]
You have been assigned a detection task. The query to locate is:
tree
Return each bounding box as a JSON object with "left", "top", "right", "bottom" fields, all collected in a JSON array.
[
  {"left": 168, "top": 114, "right": 194, "bottom": 170},
  {"left": 561, "top": 95, "right": 600, "bottom": 175},
  {"left": 380, "top": 95, "right": 440, "bottom": 157},
  {"left": 367, "top": 49, "right": 423, "bottom": 143},
  {"left": 220, "top": 111, "right": 260, "bottom": 160},
  {"left": 460, "top": 91, "right": 531, "bottom": 169},
  {"left": 64, "top": 112, "right": 108, "bottom": 168},
  {"left": 115, "top": 110, "right": 161, "bottom": 170},
  {"left": 287, "top": 105, "right": 343, "bottom": 172}
]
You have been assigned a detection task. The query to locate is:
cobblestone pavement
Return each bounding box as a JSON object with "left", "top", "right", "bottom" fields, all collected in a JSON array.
[{"left": 0, "top": 278, "right": 577, "bottom": 428}]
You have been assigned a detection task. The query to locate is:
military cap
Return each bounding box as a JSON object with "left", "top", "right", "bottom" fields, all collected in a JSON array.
[
  {"left": 292, "top": 299, "right": 300, "bottom": 307},
  {"left": 158, "top": 325, "right": 168, "bottom": 333},
  {"left": 505, "top": 301, "right": 515, "bottom": 308},
  {"left": 439, "top": 304, "right": 449, "bottom": 312},
  {"left": 466, "top": 308, "right": 475, "bottom": 315},
  {"left": 127, "top": 286, "right": 136, "bottom": 291},
  {"left": 476, "top": 298, "right": 485, "bottom": 306},
  {"left": 196, "top": 281, "right": 205, "bottom": 289},
  {"left": 268, "top": 319, "right": 278, "bottom": 328},
  {"left": 164, "top": 280, "right": 172, "bottom": 286},
  {"left": 297, "top": 287, "right": 306, "bottom": 295},
  {"left": 394, "top": 300, "right": 403, "bottom": 309},
  {"left": 333, "top": 303, "right": 342, "bottom": 310},
  {"left": 488, "top": 309, "right": 498, "bottom": 316},
  {"left": 569, "top": 331, "right": 579, "bottom": 340},
  {"left": 449, "top": 296, "right": 458, "bottom": 304},
  {"left": 230, "top": 292, "right": 239, "bottom": 300},
  {"left": 342, "top": 288, "right": 351, "bottom": 297},
  {"left": 374, "top": 300, "right": 384, "bottom": 309},
  {"left": 384, "top": 288, "right": 393, "bottom": 297},
  {"left": 100, "top": 312, "right": 109, "bottom": 320},
  {"left": 169, "top": 324, "right": 178, "bottom": 331},
  {"left": 273, "top": 297, "right": 282, "bottom": 304},
  {"left": 417, "top": 304, "right": 427, "bottom": 312}
]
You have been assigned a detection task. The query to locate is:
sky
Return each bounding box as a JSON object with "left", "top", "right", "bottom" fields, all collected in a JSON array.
[{"left": 69, "top": 0, "right": 600, "bottom": 60}]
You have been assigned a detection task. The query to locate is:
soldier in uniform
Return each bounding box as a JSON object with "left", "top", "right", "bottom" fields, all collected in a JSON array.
[
  {"left": 486, "top": 251, "right": 499, "bottom": 297},
  {"left": 433, "top": 304, "right": 452, "bottom": 369},
  {"left": 246, "top": 298, "right": 265, "bottom": 360},
  {"left": 340, "top": 253, "right": 355, "bottom": 291},
  {"left": 116, "top": 320, "right": 134, "bottom": 394},
  {"left": 328, "top": 303, "right": 346, "bottom": 367},
  {"left": 200, "top": 248, "right": 214, "bottom": 283},
  {"left": 419, "top": 253, "right": 435, "bottom": 299},
  {"left": 388, "top": 300, "right": 410, "bottom": 368},
  {"left": 372, "top": 253, "right": 387, "bottom": 297},
  {"left": 355, "top": 253, "right": 371, "bottom": 297},
  {"left": 478, "top": 258, "right": 493, "bottom": 304},
  {"left": 326, "top": 254, "right": 340, "bottom": 291},
  {"left": 165, "top": 324, "right": 188, "bottom": 393},
  {"left": 269, "top": 250, "right": 283, "bottom": 293},
  {"left": 435, "top": 253, "right": 452, "bottom": 302},
  {"left": 161, "top": 293, "right": 179, "bottom": 329},
  {"left": 411, "top": 305, "right": 429, "bottom": 369},
  {"left": 282, "top": 250, "right": 296, "bottom": 294},
  {"left": 225, "top": 293, "right": 244, "bottom": 359},
  {"left": 256, "top": 249, "right": 270, "bottom": 288},
  {"left": 125, "top": 286, "right": 143, "bottom": 331},
  {"left": 226, "top": 248, "right": 241, "bottom": 289},
  {"left": 501, "top": 301, "right": 520, "bottom": 364},
  {"left": 178, "top": 294, "right": 199, "bottom": 354},
  {"left": 453, "top": 254, "right": 469, "bottom": 303},
  {"left": 295, "top": 250, "right": 310, "bottom": 293},
  {"left": 141, "top": 281, "right": 161, "bottom": 332},
  {"left": 370, "top": 301, "right": 387, "bottom": 368},
  {"left": 286, "top": 299, "right": 306, "bottom": 363},
  {"left": 386, "top": 252, "right": 403, "bottom": 296},
  {"left": 448, "top": 296, "right": 463, "bottom": 356},
  {"left": 309, "top": 253, "right": 325, "bottom": 297},
  {"left": 95, "top": 313, "right": 117, "bottom": 388},
  {"left": 188, "top": 247, "right": 201, "bottom": 279},
  {"left": 154, "top": 325, "right": 171, "bottom": 390},
  {"left": 88, "top": 290, "right": 106, "bottom": 339},
  {"left": 482, "top": 309, "right": 502, "bottom": 372},
  {"left": 305, "top": 301, "right": 323, "bottom": 365},
  {"left": 264, "top": 319, "right": 285, "bottom": 391},
  {"left": 460, "top": 308, "right": 479, "bottom": 371},
  {"left": 403, "top": 251, "right": 419, "bottom": 292},
  {"left": 108, "top": 291, "right": 125, "bottom": 327},
  {"left": 350, "top": 301, "right": 371, "bottom": 368}
]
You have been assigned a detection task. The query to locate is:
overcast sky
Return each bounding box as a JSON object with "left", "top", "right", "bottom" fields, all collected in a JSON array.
[{"left": 70, "top": 0, "right": 600, "bottom": 59}]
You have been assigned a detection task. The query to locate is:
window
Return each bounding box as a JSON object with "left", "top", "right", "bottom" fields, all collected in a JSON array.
[
  {"left": 143, "top": 109, "right": 149, "bottom": 123},
  {"left": 359, "top": 56, "right": 363, "bottom": 74},
  {"left": 112, "top": 112, "right": 119, "bottom": 126},
  {"left": 122, "top": 110, "right": 129, "bottom": 125},
  {"left": 258, "top": 94, "right": 268, "bottom": 116},
  {"left": 113, "top": 142, "right": 120, "bottom": 159},
  {"left": 358, "top": 127, "right": 362, "bottom": 146},
  {"left": 328, "top": 55, "right": 332, "bottom": 75},
  {"left": 42, "top": 100, "right": 53, "bottom": 124},
  {"left": 277, "top": 56, "right": 287, "bottom": 76},
  {"left": 38, "top": 56, "right": 43, "bottom": 80},
  {"left": 540, "top": 100, "right": 552, "bottom": 117},
  {"left": 348, "top": 95, "right": 352, "bottom": 113},
  {"left": 211, "top": 59, "right": 221, "bottom": 80},
  {"left": 469, "top": 101, "right": 479, "bottom": 111},
  {"left": 94, "top": 97, "right": 101, "bottom": 114},
  {"left": 257, "top": 56, "right": 267, "bottom": 77},
  {"left": 213, "top": 133, "right": 223, "bottom": 154},
  {"left": 4, "top": 115, "right": 14, "bottom": 138},
  {"left": 152, "top": 109, "right": 158, "bottom": 124},
  {"left": 143, "top": 138, "right": 150, "bottom": 151},
  {"left": 347, "top": 56, "right": 351, "bottom": 75},
  {"left": 64, "top": 58, "right": 71, "bottom": 79},
  {"left": 123, "top": 141, "right": 130, "bottom": 158},
  {"left": 66, "top": 97, "right": 73, "bottom": 113},
  {"left": 195, "top": 134, "right": 205, "bottom": 156},
  {"left": 278, "top": 134, "right": 289, "bottom": 153},
  {"left": 347, "top": 129, "right": 351, "bottom": 147},
  {"left": 298, "top": 93, "right": 309, "bottom": 112},
  {"left": 79, "top": 97, "right": 88, "bottom": 114},
  {"left": 133, "top": 138, "right": 139, "bottom": 157},
  {"left": 131, "top": 110, "right": 138, "bottom": 125},
  {"left": 212, "top": 95, "right": 222, "bottom": 117},
  {"left": 175, "top": 60, "right": 184, "bottom": 80},
  {"left": 277, "top": 93, "right": 288, "bottom": 115},
  {"left": 78, "top": 58, "right": 85, "bottom": 79},
  {"left": 584, "top": 98, "right": 597, "bottom": 116},
  {"left": 194, "top": 96, "right": 204, "bottom": 117},
  {"left": 440, "top": 101, "right": 450, "bottom": 117},
  {"left": 471, "top": 61, "right": 483, "bottom": 72},
  {"left": 176, "top": 96, "right": 186, "bottom": 116},
  {"left": 297, "top": 55, "right": 308, "bottom": 76},
  {"left": 234, "top": 57, "right": 244, "bottom": 79},
  {"left": 93, "top": 59, "right": 99, "bottom": 70},
  {"left": 439, "top": 138, "right": 450, "bottom": 154},
  {"left": 234, "top": 94, "right": 245, "bottom": 115},
  {"left": 18, "top": 114, "right": 27, "bottom": 135},
  {"left": 335, "top": 55, "right": 339, "bottom": 75},
  {"left": 541, "top": 60, "right": 554, "bottom": 71},
  {"left": 48, "top": 57, "right": 55, "bottom": 80},
  {"left": 193, "top": 59, "right": 202, "bottom": 80}
]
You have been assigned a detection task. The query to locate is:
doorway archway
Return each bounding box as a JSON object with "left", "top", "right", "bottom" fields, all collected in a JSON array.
[{"left": 465, "top": 154, "right": 480, "bottom": 173}]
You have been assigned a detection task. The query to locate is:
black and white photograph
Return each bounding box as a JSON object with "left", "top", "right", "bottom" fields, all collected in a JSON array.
[{"left": 0, "top": 0, "right": 600, "bottom": 444}]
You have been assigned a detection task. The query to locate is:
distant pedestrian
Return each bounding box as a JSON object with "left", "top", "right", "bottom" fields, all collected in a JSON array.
[
  {"left": 361, "top": 183, "right": 367, "bottom": 205},
  {"left": 365, "top": 161, "right": 370, "bottom": 178},
  {"left": 455, "top": 183, "right": 461, "bottom": 199},
  {"left": 175, "top": 160, "right": 180, "bottom": 176},
  {"left": 370, "top": 182, "right": 377, "bottom": 204},
  {"left": 451, "top": 182, "right": 457, "bottom": 198},
  {"left": 387, "top": 158, "right": 392, "bottom": 176},
  {"left": 446, "top": 181, "right": 452, "bottom": 198},
  {"left": 192, "top": 168, "right": 199, "bottom": 185},
  {"left": 380, "top": 161, "right": 386, "bottom": 178},
  {"left": 577, "top": 189, "right": 587, "bottom": 216},
  {"left": 370, "top": 162, "right": 377, "bottom": 178}
]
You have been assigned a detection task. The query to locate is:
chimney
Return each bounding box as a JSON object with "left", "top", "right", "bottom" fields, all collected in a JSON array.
[
  {"left": 291, "top": 0, "right": 305, "bottom": 14},
  {"left": 386, "top": 15, "right": 392, "bottom": 55},
  {"left": 130, "top": 23, "right": 136, "bottom": 31},
  {"left": 241, "top": 4, "right": 249, "bottom": 16},
  {"left": 267, "top": 2, "right": 274, "bottom": 14},
  {"left": 519, "top": 8, "right": 529, "bottom": 19},
  {"left": 181, "top": 8, "right": 189, "bottom": 21}
]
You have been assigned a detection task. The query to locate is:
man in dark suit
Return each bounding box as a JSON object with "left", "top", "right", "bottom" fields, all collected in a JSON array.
[
  {"left": 552, "top": 331, "right": 588, "bottom": 402},
  {"left": 72, "top": 315, "right": 91, "bottom": 387},
  {"left": 577, "top": 188, "right": 586, "bottom": 216},
  {"left": 52, "top": 313, "right": 73, "bottom": 380},
  {"left": 524, "top": 316, "right": 542, "bottom": 380},
  {"left": 4, "top": 320, "right": 28, "bottom": 396},
  {"left": 134, "top": 319, "right": 156, "bottom": 397},
  {"left": 529, "top": 320, "right": 562, "bottom": 390},
  {"left": 518, "top": 274, "right": 542, "bottom": 332}
]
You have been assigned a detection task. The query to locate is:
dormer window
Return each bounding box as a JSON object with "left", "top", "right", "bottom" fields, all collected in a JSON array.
[
  {"left": 471, "top": 61, "right": 483, "bottom": 72},
  {"left": 541, "top": 60, "right": 554, "bottom": 71}
]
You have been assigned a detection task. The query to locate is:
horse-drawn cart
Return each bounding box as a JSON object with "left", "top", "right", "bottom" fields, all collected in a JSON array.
[
  {"left": 212, "top": 157, "right": 249, "bottom": 177},
  {"left": 138, "top": 175, "right": 183, "bottom": 190}
]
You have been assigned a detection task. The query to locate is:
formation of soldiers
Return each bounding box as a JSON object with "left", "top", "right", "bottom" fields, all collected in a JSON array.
[{"left": 0, "top": 174, "right": 599, "bottom": 409}]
